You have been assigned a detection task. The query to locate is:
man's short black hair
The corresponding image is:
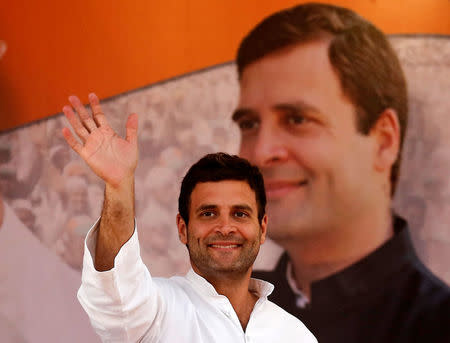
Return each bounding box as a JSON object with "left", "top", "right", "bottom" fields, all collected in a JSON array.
[{"left": 178, "top": 152, "right": 266, "bottom": 225}]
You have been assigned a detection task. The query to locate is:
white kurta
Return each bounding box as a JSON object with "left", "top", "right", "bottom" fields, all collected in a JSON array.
[{"left": 78, "top": 223, "right": 317, "bottom": 343}]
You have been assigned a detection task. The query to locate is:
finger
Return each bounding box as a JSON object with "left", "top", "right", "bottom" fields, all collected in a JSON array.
[
  {"left": 62, "top": 105, "right": 89, "bottom": 142},
  {"left": 62, "top": 127, "right": 83, "bottom": 155},
  {"left": 68, "top": 95, "right": 98, "bottom": 132},
  {"left": 88, "top": 93, "right": 110, "bottom": 127},
  {"left": 125, "top": 113, "right": 139, "bottom": 146}
]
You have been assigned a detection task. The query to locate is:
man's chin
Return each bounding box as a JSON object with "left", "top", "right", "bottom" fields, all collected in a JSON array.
[
  {"left": 195, "top": 260, "right": 252, "bottom": 279},
  {"left": 265, "top": 211, "right": 316, "bottom": 242},
  {"left": 210, "top": 259, "right": 244, "bottom": 273},
  {"left": 208, "top": 265, "right": 251, "bottom": 280}
]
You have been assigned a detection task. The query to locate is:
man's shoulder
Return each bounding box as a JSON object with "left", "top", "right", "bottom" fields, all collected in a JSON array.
[
  {"left": 404, "top": 261, "right": 450, "bottom": 314},
  {"left": 261, "top": 298, "right": 317, "bottom": 342},
  {"left": 372, "top": 256, "right": 450, "bottom": 340},
  {"left": 261, "top": 298, "right": 302, "bottom": 321},
  {"left": 404, "top": 272, "right": 450, "bottom": 341}
]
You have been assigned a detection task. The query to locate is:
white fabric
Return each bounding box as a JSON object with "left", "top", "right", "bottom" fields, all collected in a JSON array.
[
  {"left": 286, "top": 260, "right": 310, "bottom": 309},
  {"left": 78, "top": 221, "right": 317, "bottom": 343}
]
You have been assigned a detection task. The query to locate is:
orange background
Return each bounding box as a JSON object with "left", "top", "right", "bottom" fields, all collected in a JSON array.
[{"left": 0, "top": 0, "right": 449, "bottom": 132}]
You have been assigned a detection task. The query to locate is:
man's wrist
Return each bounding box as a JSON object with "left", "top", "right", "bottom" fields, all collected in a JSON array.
[{"left": 105, "top": 174, "right": 135, "bottom": 193}]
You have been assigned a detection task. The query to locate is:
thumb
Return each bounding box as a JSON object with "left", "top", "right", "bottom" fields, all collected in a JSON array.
[{"left": 125, "top": 113, "right": 139, "bottom": 146}]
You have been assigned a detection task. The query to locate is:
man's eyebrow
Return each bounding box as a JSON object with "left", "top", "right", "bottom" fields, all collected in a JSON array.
[
  {"left": 231, "top": 108, "right": 257, "bottom": 122},
  {"left": 274, "top": 101, "right": 320, "bottom": 114},
  {"left": 232, "top": 101, "right": 320, "bottom": 122},
  {"left": 195, "top": 204, "right": 218, "bottom": 214},
  {"left": 232, "top": 204, "right": 254, "bottom": 214}
]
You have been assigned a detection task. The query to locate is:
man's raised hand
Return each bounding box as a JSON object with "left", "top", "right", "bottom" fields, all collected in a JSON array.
[{"left": 62, "top": 93, "right": 138, "bottom": 188}]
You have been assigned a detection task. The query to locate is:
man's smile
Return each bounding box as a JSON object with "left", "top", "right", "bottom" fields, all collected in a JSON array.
[
  {"left": 207, "top": 242, "right": 243, "bottom": 249},
  {"left": 264, "top": 180, "right": 308, "bottom": 199}
]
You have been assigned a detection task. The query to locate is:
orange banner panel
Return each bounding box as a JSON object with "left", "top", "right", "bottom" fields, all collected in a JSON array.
[{"left": 0, "top": 0, "right": 449, "bottom": 132}]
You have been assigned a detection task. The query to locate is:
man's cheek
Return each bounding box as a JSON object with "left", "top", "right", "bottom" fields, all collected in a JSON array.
[{"left": 238, "top": 142, "right": 254, "bottom": 160}]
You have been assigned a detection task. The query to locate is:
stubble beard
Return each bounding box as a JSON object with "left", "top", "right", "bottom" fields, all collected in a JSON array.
[{"left": 187, "top": 233, "right": 261, "bottom": 280}]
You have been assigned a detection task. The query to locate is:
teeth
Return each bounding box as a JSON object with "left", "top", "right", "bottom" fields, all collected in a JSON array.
[{"left": 210, "top": 245, "right": 239, "bottom": 249}]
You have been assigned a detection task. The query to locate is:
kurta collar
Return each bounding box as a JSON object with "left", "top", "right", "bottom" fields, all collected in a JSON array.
[
  {"left": 185, "top": 268, "right": 274, "bottom": 299},
  {"left": 278, "top": 215, "right": 419, "bottom": 310}
]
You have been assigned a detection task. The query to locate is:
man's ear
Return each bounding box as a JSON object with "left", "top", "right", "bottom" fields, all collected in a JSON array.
[
  {"left": 176, "top": 214, "right": 188, "bottom": 244},
  {"left": 259, "top": 214, "right": 268, "bottom": 245},
  {"left": 370, "top": 108, "right": 400, "bottom": 172}
]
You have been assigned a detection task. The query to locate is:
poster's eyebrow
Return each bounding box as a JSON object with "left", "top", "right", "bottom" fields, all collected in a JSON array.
[
  {"left": 231, "top": 108, "right": 257, "bottom": 122},
  {"left": 274, "top": 101, "right": 320, "bottom": 114},
  {"left": 232, "top": 101, "right": 319, "bottom": 122}
]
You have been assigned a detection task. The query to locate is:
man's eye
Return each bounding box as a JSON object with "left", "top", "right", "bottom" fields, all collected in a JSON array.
[
  {"left": 286, "top": 114, "right": 306, "bottom": 125},
  {"left": 237, "top": 119, "right": 259, "bottom": 131},
  {"left": 201, "top": 211, "right": 215, "bottom": 217},
  {"left": 234, "top": 211, "right": 248, "bottom": 218}
]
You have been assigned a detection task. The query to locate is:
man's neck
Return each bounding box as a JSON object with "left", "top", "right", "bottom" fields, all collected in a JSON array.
[
  {"left": 282, "top": 211, "right": 394, "bottom": 299},
  {"left": 201, "top": 269, "right": 258, "bottom": 330}
]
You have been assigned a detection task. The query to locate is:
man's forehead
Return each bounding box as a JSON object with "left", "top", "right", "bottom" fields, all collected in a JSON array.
[
  {"left": 194, "top": 203, "right": 254, "bottom": 213},
  {"left": 191, "top": 180, "right": 252, "bottom": 193},
  {"left": 239, "top": 37, "right": 332, "bottom": 78},
  {"left": 234, "top": 40, "right": 353, "bottom": 124},
  {"left": 190, "top": 180, "right": 256, "bottom": 206},
  {"left": 238, "top": 40, "right": 332, "bottom": 89}
]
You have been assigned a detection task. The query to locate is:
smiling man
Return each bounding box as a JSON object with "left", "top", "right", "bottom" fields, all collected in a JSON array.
[
  {"left": 62, "top": 94, "right": 316, "bottom": 342},
  {"left": 177, "top": 180, "right": 263, "bottom": 283},
  {"left": 232, "top": 3, "right": 450, "bottom": 343}
]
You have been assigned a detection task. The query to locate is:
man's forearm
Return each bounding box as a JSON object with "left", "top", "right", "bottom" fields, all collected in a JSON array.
[
  {"left": 61, "top": 93, "right": 139, "bottom": 271},
  {"left": 95, "top": 177, "right": 135, "bottom": 271}
]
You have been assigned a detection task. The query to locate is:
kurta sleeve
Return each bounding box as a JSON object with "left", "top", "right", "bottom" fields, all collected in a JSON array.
[{"left": 77, "top": 219, "right": 163, "bottom": 342}]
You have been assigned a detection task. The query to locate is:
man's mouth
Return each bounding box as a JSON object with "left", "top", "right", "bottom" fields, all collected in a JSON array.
[
  {"left": 264, "top": 180, "right": 308, "bottom": 199},
  {"left": 207, "top": 243, "right": 242, "bottom": 249}
]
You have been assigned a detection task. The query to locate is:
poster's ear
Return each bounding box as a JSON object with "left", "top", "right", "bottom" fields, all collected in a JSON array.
[
  {"left": 176, "top": 214, "right": 188, "bottom": 244},
  {"left": 370, "top": 108, "right": 400, "bottom": 172}
]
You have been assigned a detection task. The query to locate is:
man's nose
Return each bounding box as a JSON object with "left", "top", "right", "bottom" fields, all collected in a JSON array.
[
  {"left": 250, "top": 124, "right": 289, "bottom": 167},
  {"left": 215, "top": 216, "right": 237, "bottom": 235}
]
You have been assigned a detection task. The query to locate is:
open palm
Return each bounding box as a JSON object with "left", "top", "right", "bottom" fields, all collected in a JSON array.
[{"left": 62, "top": 93, "right": 138, "bottom": 187}]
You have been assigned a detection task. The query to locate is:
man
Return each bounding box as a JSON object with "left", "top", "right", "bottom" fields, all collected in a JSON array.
[
  {"left": 62, "top": 94, "right": 317, "bottom": 342},
  {"left": 231, "top": 3, "right": 450, "bottom": 342}
]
